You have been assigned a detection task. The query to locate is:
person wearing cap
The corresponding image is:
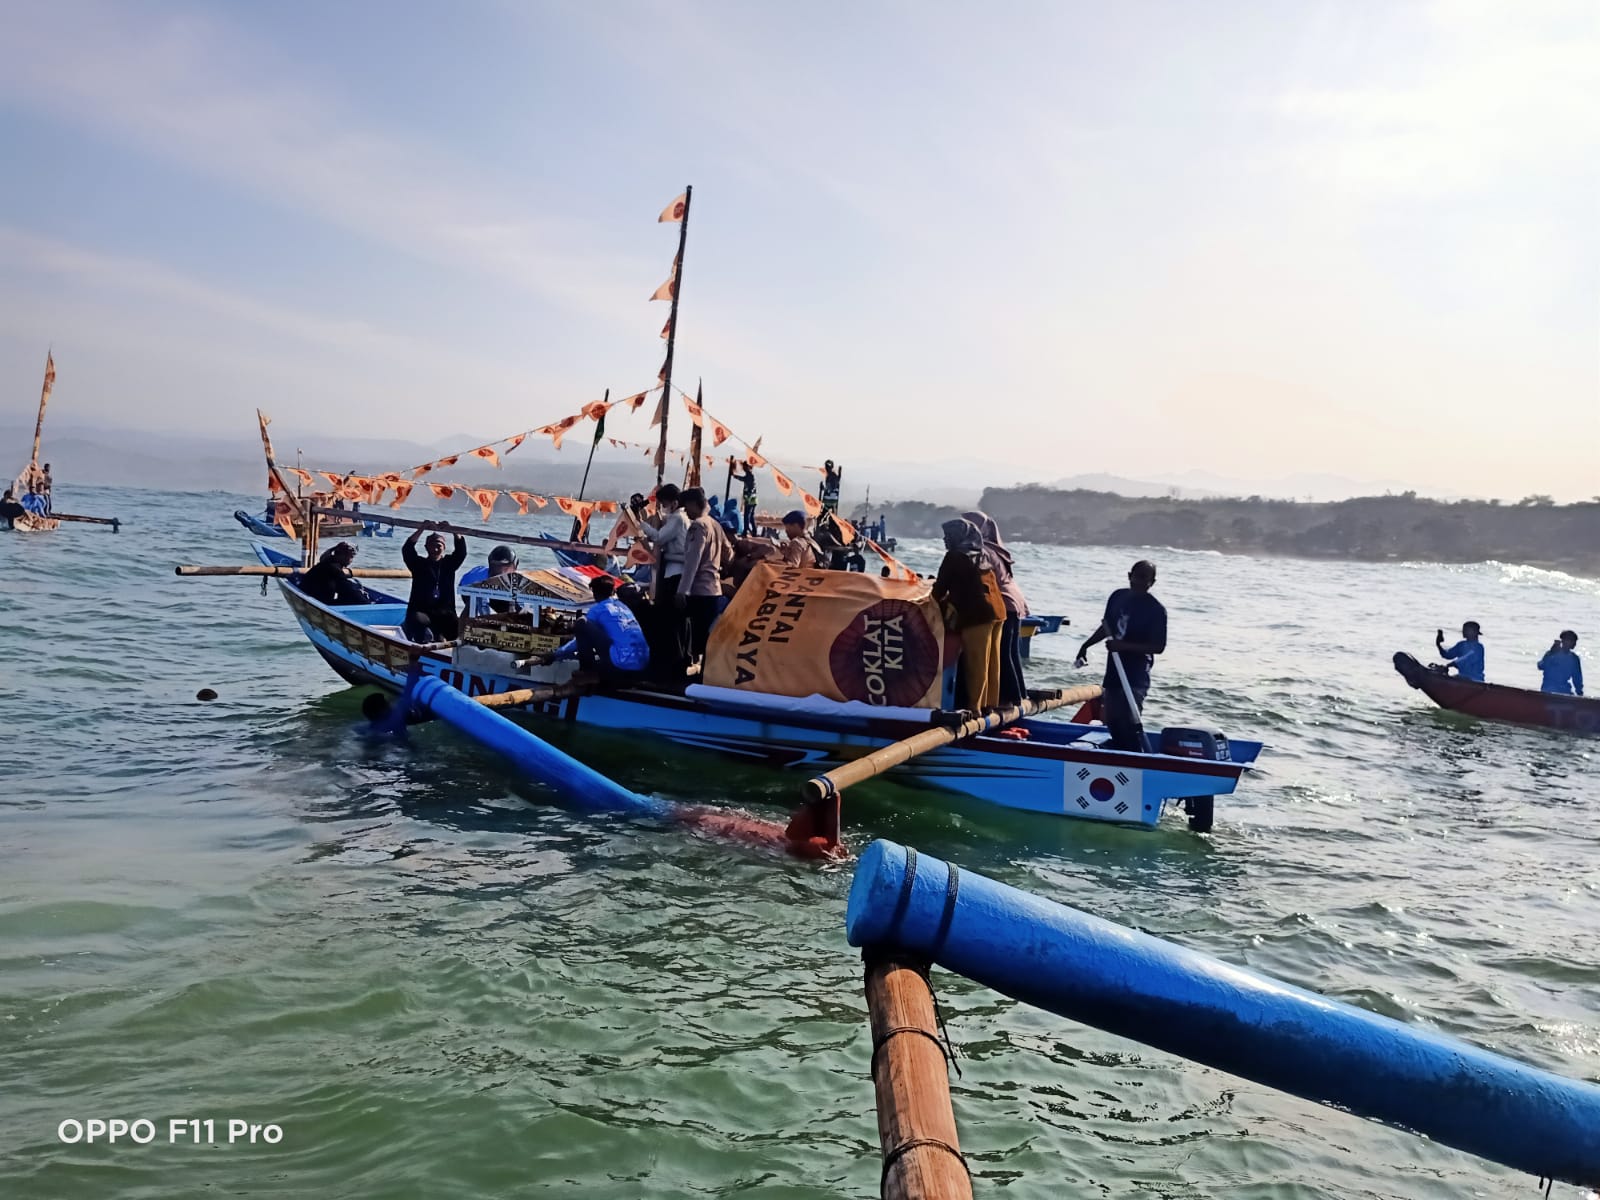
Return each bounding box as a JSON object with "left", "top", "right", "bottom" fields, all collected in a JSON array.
[
  {"left": 459, "top": 545, "right": 522, "bottom": 618},
  {"left": 1435, "top": 621, "right": 1485, "bottom": 682},
  {"left": 1537, "top": 630, "right": 1583, "bottom": 695},
  {"left": 640, "top": 483, "right": 690, "bottom": 678},
  {"left": 676, "top": 487, "right": 734, "bottom": 663},
  {"left": 299, "top": 542, "right": 368, "bottom": 607},
  {"left": 780, "top": 510, "right": 824, "bottom": 569},
  {"left": 539, "top": 576, "right": 649, "bottom": 685},
  {"left": 402, "top": 521, "right": 467, "bottom": 642}
]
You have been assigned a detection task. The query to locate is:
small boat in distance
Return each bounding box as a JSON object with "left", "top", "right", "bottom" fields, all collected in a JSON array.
[
  {"left": 1392, "top": 651, "right": 1600, "bottom": 735},
  {"left": 5, "top": 352, "right": 120, "bottom": 534}
]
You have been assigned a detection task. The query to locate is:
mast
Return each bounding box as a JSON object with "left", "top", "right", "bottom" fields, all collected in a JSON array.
[
  {"left": 572, "top": 388, "right": 608, "bottom": 540},
  {"left": 655, "top": 184, "right": 692, "bottom": 488},
  {"left": 28, "top": 349, "right": 54, "bottom": 475}
]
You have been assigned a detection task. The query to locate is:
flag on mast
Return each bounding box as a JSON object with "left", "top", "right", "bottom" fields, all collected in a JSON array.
[{"left": 659, "top": 193, "right": 688, "bottom": 223}]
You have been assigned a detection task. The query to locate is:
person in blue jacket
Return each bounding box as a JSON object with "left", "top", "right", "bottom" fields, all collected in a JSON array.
[
  {"left": 544, "top": 576, "right": 649, "bottom": 683},
  {"left": 1435, "top": 621, "right": 1485, "bottom": 682},
  {"left": 1537, "top": 630, "right": 1583, "bottom": 695}
]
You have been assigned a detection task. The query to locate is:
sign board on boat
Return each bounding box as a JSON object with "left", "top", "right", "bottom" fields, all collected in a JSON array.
[{"left": 705, "top": 562, "right": 945, "bottom": 707}]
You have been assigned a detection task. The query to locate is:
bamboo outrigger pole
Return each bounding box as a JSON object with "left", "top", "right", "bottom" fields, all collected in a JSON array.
[
  {"left": 655, "top": 185, "right": 691, "bottom": 488},
  {"left": 175, "top": 565, "right": 411, "bottom": 578},
  {"left": 308, "top": 507, "right": 622, "bottom": 558},
  {"left": 865, "top": 951, "right": 973, "bottom": 1200},
  {"left": 801, "top": 687, "right": 1101, "bottom": 805}
]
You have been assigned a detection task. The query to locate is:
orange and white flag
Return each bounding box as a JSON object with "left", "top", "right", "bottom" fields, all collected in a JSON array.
[
  {"left": 505, "top": 433, "right": 527, "bottom": 453},
  {"left": 508, "top": 491, "right": 531, "bottom": 515},
  {"left": 412, "top": 461, "right": 436, "bottom": 478},
  {"left": 437, "top": 455, "right": 459, "bottom": 469},
  {"left": 660, "top": 317, "right": 672, "bottom": 340},
  {"left": 744, "top": 447, "right": 767, "bottom": 468},
  {"left": 623, "top": 390, "right": 649, "bottom": 412},
  {"left": 650, "top": 390, "right": 667, "bottom": 428},
  {"left": 650, "top": 270, "right": 677, "bottom": 302},
  {"left": 595, "top": 499, "right": 619, "bottom": 514},
  {"left": 529, "top": 493, "right": 548, "bottom": 509},
  {"left": 682, "top": 393, "right": 705, "bottom": 426},
  {"left": 470, "top": 445, "right": 500, "bottom": 468},
  {"left": 659, "top": 192, "right": 687, "bottom": 223},
  {"left": 428, "top": 483, "right": 455, "bottom": 500},
  {"left": 800, "top": 489, "right": 823, "bottom": 518},
  {"left": 389, "top": 481, "right": 414, "bottom": 508},
  {"left": 282, "top": 467, "right": 313, "bottom": 487},
  {"left": 466, "top": 487, "right": 498, "bottom": 520},
  {"left": 582, "top": 400, "right": 611, "bottom": 422},
  {"left": 273, "top": 500, "right": 296, "bottom": 539},
  {"left": 709, "top": 419, "right": 731, "bottom": 448},
  {"left": 835, "top": 515, "right": 857, "bottom": 542},
  {"left": 556, "top": 496, "right": 596, "bottom": 537},
  {"left": 318, "top": 471, "right": 344, "bottom": 491},
  {"left": 772, "top": 468, "right": 794, "bottom": 496}
]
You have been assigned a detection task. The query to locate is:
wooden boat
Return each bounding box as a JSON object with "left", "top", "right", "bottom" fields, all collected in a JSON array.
[
  {"left": 6, "top": 352, "right": 119, "bottom": 533},
  {"left": 258, "top": 543, "right": 1262, "bottom": 831},
  {"left": 235, "top": 507, "right": 373, "bottom": 541},
  {"left": 8, "top": 353, "right": 59, "bottom": 532},
  {"left": 1393, "top": 651, "right": 1600, "bottom": 735}
]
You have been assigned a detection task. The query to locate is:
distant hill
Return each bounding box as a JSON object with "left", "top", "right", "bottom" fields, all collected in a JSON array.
[{"left": 876, "top": 485, "right": 1600, "bottom": 575}]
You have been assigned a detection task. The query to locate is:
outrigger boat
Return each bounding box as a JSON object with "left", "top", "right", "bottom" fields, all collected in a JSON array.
[
  {"left": 236, "top": 509, "right": 1262, "bottom": 836},
  {"left": 1393, "top": 652, "right": 1600, "bottom": 735},
  {"left": 5, "top": 353, "right": 120, "bottom": 534},
  {"left": 235, "top": 505, "right": 379, "bottom": 541}
]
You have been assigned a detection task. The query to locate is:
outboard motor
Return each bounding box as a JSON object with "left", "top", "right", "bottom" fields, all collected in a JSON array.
[{"left": 1159, "top": 727, "right": 1229, "bottom": 833}]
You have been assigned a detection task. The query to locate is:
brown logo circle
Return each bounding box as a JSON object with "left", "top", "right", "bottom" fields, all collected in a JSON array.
[{"left": 828, "top": 599, "right": 940, "bottom": 707}]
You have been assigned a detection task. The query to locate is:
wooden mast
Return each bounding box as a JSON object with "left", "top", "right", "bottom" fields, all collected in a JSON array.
[
  {"left": 655, "top": 185, "right": 692, "bottom": 487},
  {"left": 25, "top": 350, "right": 54, "bottom": 484}
]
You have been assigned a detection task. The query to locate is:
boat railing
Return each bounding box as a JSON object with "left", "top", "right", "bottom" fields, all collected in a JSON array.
[{"left": 846, "top": 839, "right": 1600, "bottom": 1199}]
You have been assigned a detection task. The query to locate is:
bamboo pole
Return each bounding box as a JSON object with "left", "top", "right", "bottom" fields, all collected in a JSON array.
[
  {"left": 802, "top": 686, "right": 1101, "bottom": 804},
  {"left": 865, "top": 950, "right": 972, "bottom": 1200},
  {"left": 472, "top": 681, "right": 589, "bottom": 710},
  {"left": 311, "top": 507, "right": 616, "bottom": 558},
  {"left": 174, "top": 565, "right": 412, "bottom": 577},
  {"left": 655, "top": 185, "right": 691, "bottom": 487},
  {"left": 52, "top": 512, "right": 120, "bottom": 530}
]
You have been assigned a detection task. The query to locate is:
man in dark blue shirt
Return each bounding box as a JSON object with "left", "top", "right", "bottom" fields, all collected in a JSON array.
[
  {"left": 1075, "top": 560, "right": 1168, "bottom": 751},
  {"left": 401, "top": 522, "right": 467, "bottom": 642}
]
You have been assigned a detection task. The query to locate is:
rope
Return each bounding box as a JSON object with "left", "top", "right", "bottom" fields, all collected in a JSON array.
[
  {"left": 879, "top": 1136, "right": 971, "bottom": 1196},
  {"left": 870, "top": 1024, "right": 951, "bottom": 1078}
]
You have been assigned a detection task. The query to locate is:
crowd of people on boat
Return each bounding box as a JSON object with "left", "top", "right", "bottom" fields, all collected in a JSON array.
[
  {"left": 1429, "top": 621, "right": 1583, "bottom": 695},
  {"left": 289, "top": 468, "right": 1179, "bottom": 738}
]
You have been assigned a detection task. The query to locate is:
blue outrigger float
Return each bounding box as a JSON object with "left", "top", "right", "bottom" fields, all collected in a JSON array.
[{"left": 247, "top": 520, "right": 1262, "bottom": 841}]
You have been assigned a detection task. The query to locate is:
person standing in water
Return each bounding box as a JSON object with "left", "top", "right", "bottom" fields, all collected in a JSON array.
[
  {"left": 1076, "top": 560, "right": 1167, "bottom": 751},
  {"left": 1538, "top": 630, "right": 1583, "bottom": 695},
  {"left": 1435, "top": 621, "right": 1485, "bottom": 682}
]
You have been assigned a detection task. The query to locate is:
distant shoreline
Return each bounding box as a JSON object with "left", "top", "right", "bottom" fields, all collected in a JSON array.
[{"left": 875, "top": 486, "right": 1600, "bottom": 578}]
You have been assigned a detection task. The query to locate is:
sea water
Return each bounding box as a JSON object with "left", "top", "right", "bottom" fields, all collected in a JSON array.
[{"left": 2, "top": 486, "right": 1596, "bottom": 1198}]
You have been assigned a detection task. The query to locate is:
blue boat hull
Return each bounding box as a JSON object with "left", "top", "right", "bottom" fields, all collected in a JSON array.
[{"left": 273, "top": 578, "right": 1260, "bottom": 830}]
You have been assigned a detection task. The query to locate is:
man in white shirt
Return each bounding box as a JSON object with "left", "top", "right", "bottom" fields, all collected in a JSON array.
[{"left": 641, "top": 483, "right": 690, "bottom": 678}]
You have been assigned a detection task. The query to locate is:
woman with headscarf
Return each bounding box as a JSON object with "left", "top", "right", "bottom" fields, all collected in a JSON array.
[
  {"left": 963, "top": 510, "right": 1029, "bottom": 706},
  {"left": 933, "top": 518, "right": 1006, "bottom": 710}
]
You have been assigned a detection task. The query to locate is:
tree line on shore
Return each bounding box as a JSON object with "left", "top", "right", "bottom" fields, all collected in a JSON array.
[{"left": 873, "top": 486, "right": 1600, "bottom": 573}]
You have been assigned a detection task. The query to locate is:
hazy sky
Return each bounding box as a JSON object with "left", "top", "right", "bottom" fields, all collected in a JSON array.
[{"left": 1, "top": 0, "right": 1595, "bottom": 498}]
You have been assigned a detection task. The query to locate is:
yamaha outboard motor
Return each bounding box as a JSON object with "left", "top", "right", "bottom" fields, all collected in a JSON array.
[{"left": 1159, "top": 727, "right": 1229, "bottom": 832}]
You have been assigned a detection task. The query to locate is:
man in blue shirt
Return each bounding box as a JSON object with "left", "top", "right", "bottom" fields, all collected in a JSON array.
[
  {"left": 1537, "top": 630, "right": 1583, "bottom": 696},
  {"left": 1435, "top": 621, "right": 1485, "bottom": 682},
  {"left": 543, "top": 576, "right": 650, "bottom": 684},
  {"left": 1075, "top": 560, "right": 1167, "bottom": 751}
]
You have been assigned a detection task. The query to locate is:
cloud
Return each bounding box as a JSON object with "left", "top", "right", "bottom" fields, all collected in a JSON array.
[{"left": 0, "top": 1, "right": 646, "bottom": 323}]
